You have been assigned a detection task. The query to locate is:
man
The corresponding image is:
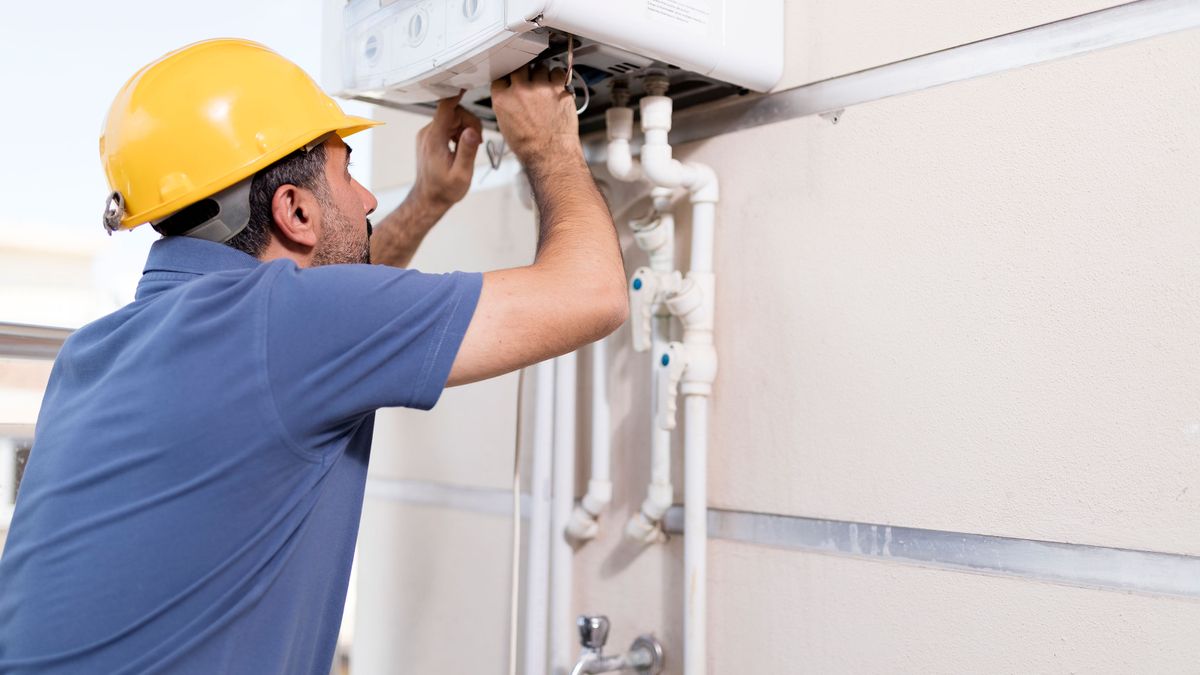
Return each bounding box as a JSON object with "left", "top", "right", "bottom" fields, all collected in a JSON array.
[{"left": 0, "top": 39, "right": 625, "bottom": 673}]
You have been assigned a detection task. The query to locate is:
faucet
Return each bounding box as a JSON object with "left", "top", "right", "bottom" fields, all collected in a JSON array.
[{"left": 569, "top": 615, "right": 663, "bottom": 675}]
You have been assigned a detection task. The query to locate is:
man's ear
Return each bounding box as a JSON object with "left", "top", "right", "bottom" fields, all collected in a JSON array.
[{"left": 270, "top": 184, "right": 321, "bottom": 249}]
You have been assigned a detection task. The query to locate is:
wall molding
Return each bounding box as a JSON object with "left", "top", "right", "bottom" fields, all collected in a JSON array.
[{"left": 365, "top": 477, "right": 530, "bottom": 519}]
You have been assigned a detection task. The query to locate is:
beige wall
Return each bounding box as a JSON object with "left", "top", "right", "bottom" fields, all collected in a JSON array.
[{"left": 356, "top": 2, "right": 1200, "bottom": 673}]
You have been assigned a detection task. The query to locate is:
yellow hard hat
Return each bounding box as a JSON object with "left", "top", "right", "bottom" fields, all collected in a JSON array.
[{"left": 100, "top": 38, "right": 381, "bottom": 233}]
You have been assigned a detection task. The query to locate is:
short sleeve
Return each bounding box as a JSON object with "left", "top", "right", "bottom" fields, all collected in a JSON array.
[{"left": 264, "top": 261, "right": 481, "bottom": 452}]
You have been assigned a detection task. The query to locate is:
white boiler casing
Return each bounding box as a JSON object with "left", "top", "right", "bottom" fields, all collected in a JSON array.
[{"left": 325, "top": 0, "right": 784, "bottom": 106}]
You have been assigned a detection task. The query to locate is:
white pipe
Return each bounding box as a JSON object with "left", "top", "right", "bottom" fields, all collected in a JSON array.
[
  {"left": 566, "top": 340, "right": 612, "bottom": 541},
  {"left": 674, "top": 198, "right": 717, "bottom": 675},
  {"left": 550, "top": 352, "right": 577, "bottom": 675},
  {"left": 624, "top": 313, "right": 672, "bottom": 544},
  {"left": 638, "top": 96, "right": 718, "bottom": 202},
  {"left": 523, "top": 360, "right": 555, "bottom": 675},
  {"left": 689, "top": 202, "right": 716, "bottom": 273},
  {"left": 683, "top": 395, "right": 708, "bottom": 675},
  {"left": 605, "top": 106, "right": 642, "bottom": 182},
  {"left": 636, "top": 89, "right": 719, "bottom": 675}
]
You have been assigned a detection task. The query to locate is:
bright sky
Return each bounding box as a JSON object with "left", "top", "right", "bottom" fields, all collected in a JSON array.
[{"left": 0, "top": 0, "right": 376, "bottom": 324}]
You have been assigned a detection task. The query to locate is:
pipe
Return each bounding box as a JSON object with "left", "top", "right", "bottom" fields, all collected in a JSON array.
[
  {"left": 683, "top": 395, "right": 708, "bottom": 675},
  {"left": 635, "top": 85, "right": 719, "bottom": 675},
  {"left": 523, "top": 360, "right": 556, "bottom": 675},
  {"left": 605, "top": 106, "right": 642, "bottom": 182},
  {"left": 566, "top": 340, "right": 612, "bottom": 541},
  {"left": 623, "top": 311, "right": 672, "bottom": 544},
  {"left": 689, "top": 202, "right": 716, "bottom": 273},
  {"left": 638, "top": 96, "right": 718, "bottom": 203},
  {"left": 550, "top": 352, "right": 578, "bottom": 674},
  {"left": 624, "top": 192, "right": 679, "bottom": 543},
  {"left": 674, "top": 199, "right": 718, "bottom": 675}
]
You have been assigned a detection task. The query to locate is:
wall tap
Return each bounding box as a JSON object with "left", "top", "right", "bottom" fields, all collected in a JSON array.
[{"left": 569, "top": 616, "right": 664, "bottom": 675}]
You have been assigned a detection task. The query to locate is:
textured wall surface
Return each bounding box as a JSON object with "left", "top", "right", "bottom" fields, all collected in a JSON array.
[
  {"left": 356, "top": 3, "right": 1200, "bottom": 673},
  {"left": 778, "top": 0, "right": 1125, "bottom": 88},
  {"left": 708, "top": 542, "right": 1200, "bottom": 674},
  {"left": 697, "top": 28, "right": 1200, "bottom": 557}
]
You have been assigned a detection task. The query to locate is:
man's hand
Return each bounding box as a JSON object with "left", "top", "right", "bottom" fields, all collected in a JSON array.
[
  {"left": 411, "top": 91, "right": 483, "bottom": 210},
  {"left": 370, "top": 93, "right": 481, "bottom": 268},
  {"left": 491, "top": 65, "right": 580, "bottom": 168}
]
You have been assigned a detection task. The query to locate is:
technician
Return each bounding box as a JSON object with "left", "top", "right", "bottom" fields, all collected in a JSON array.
[{"left": 0, "top": 38, "right": 625, "bottom": 673}]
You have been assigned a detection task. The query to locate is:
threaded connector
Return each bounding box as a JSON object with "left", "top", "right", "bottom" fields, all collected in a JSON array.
[{"left": 643, "top": 73, "right": 670, "bottom": 97}]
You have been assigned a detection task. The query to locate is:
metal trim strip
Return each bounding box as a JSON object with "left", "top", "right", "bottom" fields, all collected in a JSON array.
[
  {"left": 663, "top": 507, "right": 1200, "bottom": 599},
  {"left": 365, "top": 478, "right": 1200, "bottom": 598}
]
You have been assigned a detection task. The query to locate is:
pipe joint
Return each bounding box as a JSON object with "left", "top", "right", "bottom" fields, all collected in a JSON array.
[
  {"left": 650, "top": 186, "right": 676, "bottom": 212},
  {"left": 567, "top": 505, "right": 600, "bottom": 541},
  {"left": 606, "top": 106, "right": 635, "bottom": 141},
  {"left": 641, "top": 482, "right": 673, "bottom": 521},
  {"left": 686, "top": 163, "right": 720, "bottom": 204},
  {"left": 639, "top": 95, "right": 673, "bottom": 133},
  {"left": 679, "top": 343, "right": 717, "bottom": 395},
  {"left": 665, "top": 277, "right": 711, "bottom": 331},
  {"left": 631, "top": 212, "right": 673, "bottom": 261},
  {"left": 581, "top": 480, "right": 613, "bottom": 515},
  {"left": 624, "top": 510, "right": 668, "bottom": 544}
]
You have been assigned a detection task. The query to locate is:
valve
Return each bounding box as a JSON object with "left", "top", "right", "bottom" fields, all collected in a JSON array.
[
  {"left": 577, "top": 615, "right": 611, "bottom": 651},
  {"left": 629, "top": 267, "right": 682, "bottom": 353},
  {"left": 656, "top": 342, "right": 686, "bottom": 431},
  {"left": 628, "top": 267, "right": 657, "bottom": 353}
]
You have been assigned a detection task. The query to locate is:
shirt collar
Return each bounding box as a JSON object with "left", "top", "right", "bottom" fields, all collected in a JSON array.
[
  {"left": 136, "top": 237, "right": 262, "bottom": 301},
  {"left": 142, "top": 236, "right": 261, "bottom": 276}
]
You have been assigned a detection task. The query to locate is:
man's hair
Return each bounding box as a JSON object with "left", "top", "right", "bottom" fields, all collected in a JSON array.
[{"left": 226, "top": 144, "right": 329, "bottom": 258}]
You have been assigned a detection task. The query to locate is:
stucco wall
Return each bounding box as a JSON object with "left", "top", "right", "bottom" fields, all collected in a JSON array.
[{"left": 355, "top": 2, "right": 1200, "bottom": 672}]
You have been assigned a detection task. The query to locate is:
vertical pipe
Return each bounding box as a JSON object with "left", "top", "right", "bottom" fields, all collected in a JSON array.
[
  {"left": 567, "top": 340, "right": 611, "bottom": 541},
  {"left": 588, "top": 340, "right": 610, "bottom": 493},
  {"left": 550, "top": 352, "right": 578, "bottom": 674},
  {"left": 683, "top": 394, "right": 708, "bottom": 675},
  {"left": 523, "top": 360, "right": 556, "bottom": 675},
  {"left": 689, "top": 202, "right": 716, "bottom": 274},
  {"left": 648, "top": 315, "right": 672, "bottom": 512}
]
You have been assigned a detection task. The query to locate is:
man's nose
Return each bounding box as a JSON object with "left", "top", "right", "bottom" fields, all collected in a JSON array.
[{"left": 357, "top": 181, "right": 378, "bottom": 216}]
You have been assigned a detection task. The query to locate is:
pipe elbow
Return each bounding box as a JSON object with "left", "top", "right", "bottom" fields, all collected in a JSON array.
[
  {"left": 624, "top": 511, "right": 667, "bottom": 544},
  {"left": 605, "top": 107, "right": 642, "bottom": 183},
  {"left": 638, "top": 143, "right": 685, "bottom": 188},
  {"left": 686, "top": 162, "right": 719, "bottom": 203},
  {"left": 605, "top": 139, "right": 642, "bottom": 182},
  {"left": 567, "top": 505, "right": 600, "bottom": 541}
]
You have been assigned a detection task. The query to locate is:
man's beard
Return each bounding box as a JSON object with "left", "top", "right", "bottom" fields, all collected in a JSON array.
[{"left": 310, "top": 201, "right": 372, "bottom": 266}]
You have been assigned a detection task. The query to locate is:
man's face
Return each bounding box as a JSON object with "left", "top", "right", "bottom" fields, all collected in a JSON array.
[{"left": 311, "top": 137, "right": 378, "bottom": 266}]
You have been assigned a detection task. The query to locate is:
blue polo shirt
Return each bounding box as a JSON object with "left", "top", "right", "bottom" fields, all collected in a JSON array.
[{"left": 0, "top": 237, "right": 481, "bottom": 674}]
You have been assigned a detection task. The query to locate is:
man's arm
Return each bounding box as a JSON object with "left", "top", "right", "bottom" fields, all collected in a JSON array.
[
  {"left": 446, "top": 66, "right": 627, "bottom": 386},
  {"left": 371, "top": 93, "right": 482, "bottom": 268}
]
